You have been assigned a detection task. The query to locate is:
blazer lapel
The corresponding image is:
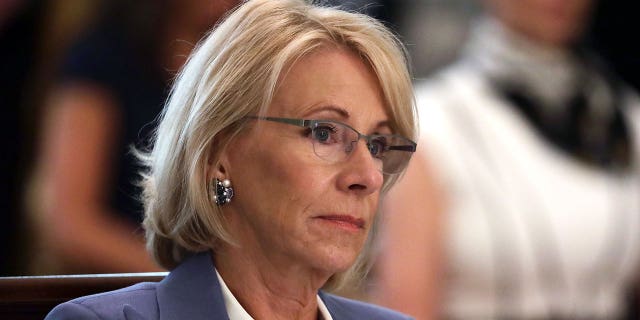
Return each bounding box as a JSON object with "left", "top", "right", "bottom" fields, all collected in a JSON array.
[
  {"left": 155, "top": 251, "right": 229, "bottom": 320},
  {"left": 319, "top": 291, "right": 344, "bottom": 319}
]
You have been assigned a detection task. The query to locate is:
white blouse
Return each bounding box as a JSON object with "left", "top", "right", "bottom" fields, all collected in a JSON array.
[{"left": 215, "top": 269, "right": 333, "bottom": 320}]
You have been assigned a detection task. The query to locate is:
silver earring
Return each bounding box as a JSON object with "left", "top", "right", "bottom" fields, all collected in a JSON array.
[{"left": 212, "top": 178, "right": 234, "bottom": 205}]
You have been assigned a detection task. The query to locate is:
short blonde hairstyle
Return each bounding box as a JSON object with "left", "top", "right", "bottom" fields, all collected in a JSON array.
[{"left": 140, "top": 0, "right": 417, "bottom": 290}]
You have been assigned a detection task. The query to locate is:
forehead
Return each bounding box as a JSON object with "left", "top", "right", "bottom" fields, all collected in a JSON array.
[{"left": 268, "top": 46, "right": 390, "bottom": 129}]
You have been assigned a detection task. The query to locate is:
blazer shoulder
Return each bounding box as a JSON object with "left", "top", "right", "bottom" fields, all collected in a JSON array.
[
  {"left": 320, "top": 292, "right": 413, "bottom": 320},
  {"left": 46, "top": 282, "right": 159, "bottom": 320}
]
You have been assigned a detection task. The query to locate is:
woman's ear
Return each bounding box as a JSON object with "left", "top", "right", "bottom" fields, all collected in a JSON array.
[
  {"left": 207, "top": 147, "right": 231, "bottom": 181},
  {"left": 206, "top": 133, "right": 231, "bottom": 180}
]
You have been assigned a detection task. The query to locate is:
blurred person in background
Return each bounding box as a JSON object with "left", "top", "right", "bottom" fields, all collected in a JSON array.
[
  {"left": 29, "top": 0, "right": 239, "bottom": 274},
  {"left": 374, "top": 0, "right": 640, "bottom": 318}
]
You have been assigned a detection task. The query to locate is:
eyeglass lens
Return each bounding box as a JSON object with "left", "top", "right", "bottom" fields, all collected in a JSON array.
[{"left": 309, "top": 121, "right": 412, "bottom": 174}]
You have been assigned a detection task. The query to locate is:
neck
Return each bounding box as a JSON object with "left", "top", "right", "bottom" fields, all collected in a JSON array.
[{"left": 213, "top": 244, "right": 329, "bottom": 320}]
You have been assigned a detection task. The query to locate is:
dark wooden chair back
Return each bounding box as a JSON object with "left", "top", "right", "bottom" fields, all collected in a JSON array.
[{"left": 0, "top": 272, "right": 167, "bottom": 320}]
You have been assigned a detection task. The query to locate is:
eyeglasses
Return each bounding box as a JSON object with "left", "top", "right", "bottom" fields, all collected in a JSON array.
[{"left": 246, "top": 116, "right": 416, "bottom": 174}]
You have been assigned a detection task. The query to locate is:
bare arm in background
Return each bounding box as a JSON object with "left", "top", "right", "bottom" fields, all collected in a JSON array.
[
  {"left": 373, "top": 151, "right": 446, "bottom": 319},
  {"left": 35, "top": 84, "right": 160, "bottom": 272}
]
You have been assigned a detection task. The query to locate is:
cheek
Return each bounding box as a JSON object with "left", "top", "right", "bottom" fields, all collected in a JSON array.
[
  {"left": 265, "top": 161, "right": 334, "bottom": 212},
  {"left": 231, "top": 141, "right": 330, "bottom": 214}
]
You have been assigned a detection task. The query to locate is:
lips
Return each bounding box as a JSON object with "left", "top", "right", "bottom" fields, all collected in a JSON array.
[{"left": 315, "top": 215, "right": 366, "bottom": 230}]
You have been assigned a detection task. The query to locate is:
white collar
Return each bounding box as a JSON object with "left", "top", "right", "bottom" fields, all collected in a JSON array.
[
  {"left": 215, "top": 268, "right": 333, "bottom": 320},
  {"left": 317, "top": 295, "right": 333, "bottom": 320}
]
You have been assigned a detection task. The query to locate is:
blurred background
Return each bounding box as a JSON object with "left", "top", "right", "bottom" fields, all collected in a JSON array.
[{"left": 1, "top": 0, "right": 639, "bottom": 318}]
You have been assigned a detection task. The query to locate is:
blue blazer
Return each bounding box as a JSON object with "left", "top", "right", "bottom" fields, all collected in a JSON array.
[{"left": 46, "top": 252, "right": 412, "bottom": 320}]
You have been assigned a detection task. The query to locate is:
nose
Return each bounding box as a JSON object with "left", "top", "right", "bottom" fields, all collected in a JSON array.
[{"left": 337, "top": 139, "right": 383, "bottom": 195}]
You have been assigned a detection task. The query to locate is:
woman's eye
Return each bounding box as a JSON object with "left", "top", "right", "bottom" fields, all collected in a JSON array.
[
  {"left": 368, "top": 139, "right": 387, "bottom": 157},
  {"left": 312, "top": 125, "right": 336, "bottom": 143}
]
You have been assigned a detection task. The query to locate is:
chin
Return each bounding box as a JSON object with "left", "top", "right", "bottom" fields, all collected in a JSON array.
[
  {"left": 303, "top": 221, "right": 369, "bottom": 273},
  {"left": 313, "top": 244, "right": 362, "bottom": 274}
]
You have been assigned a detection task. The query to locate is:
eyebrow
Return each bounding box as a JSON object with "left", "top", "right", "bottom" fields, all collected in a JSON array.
[
  {"left": 304, "top": 104, "right": 391, "bottom": 131},
  {"left": 303, "top": 105, "right": 350, "bottom": 119}
]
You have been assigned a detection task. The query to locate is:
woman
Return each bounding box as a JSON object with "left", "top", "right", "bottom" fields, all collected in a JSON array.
[
  {"left": 374, "top": 0, "right": 640, "bottom": 318},
  {"left": 46, "top": 0, "right": 418, "bottom": 319}
]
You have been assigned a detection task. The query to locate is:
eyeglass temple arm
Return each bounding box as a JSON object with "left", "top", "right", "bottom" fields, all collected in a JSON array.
[
  {"left": 388, "top": 145, "right": 416, "bottom": 152},
  {"left": 245, "top": 116, "right": 310, "bottom": 127}
]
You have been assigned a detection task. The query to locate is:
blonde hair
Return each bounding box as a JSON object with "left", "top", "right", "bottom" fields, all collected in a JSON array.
[{"left": 139, "top": 0, "right": 417, "bottom": 290}]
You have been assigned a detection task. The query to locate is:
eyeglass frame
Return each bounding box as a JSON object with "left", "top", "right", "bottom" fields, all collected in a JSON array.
[{"left": 244, "top": 116, "right": 417, "bottom": 174}]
